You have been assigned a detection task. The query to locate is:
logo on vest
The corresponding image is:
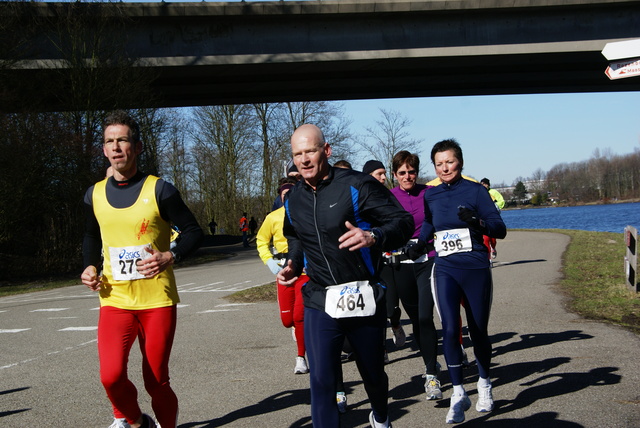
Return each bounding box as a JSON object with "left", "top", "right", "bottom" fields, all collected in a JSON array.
[{"left": 137, "top": 218, "right": 150, "bottom": 240}]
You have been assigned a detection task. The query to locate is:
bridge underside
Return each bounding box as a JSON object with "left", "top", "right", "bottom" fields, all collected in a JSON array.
[
  {"left": 2, "top": 0, "right": 640, "bottom": 111},
  {"left": 144, "top": 50, "right": 640, "bottom": 108}
]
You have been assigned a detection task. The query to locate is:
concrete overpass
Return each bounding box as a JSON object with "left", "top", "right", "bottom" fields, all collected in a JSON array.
[{"left": 2, "top": 0, "right": 640, "bottom": 111}]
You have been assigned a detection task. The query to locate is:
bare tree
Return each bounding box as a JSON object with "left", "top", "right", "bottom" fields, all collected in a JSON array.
[
  {"left": 161, "top": 109, "right": 193, "bottom": 200},
  {"left": 528, "top": 168, "right": 547, "bottom": 192},
  {"left": 284, "top": 101, "right": 354, "bottom": 161},
  {"left": 357, "top": 108, "right": 422, "bottom": 187},
  {"left": 190, "top": 105, "right": 256, "bottom": 234},
  {"left": 252, "top": 103, "right": 291, "bottom": 214}
]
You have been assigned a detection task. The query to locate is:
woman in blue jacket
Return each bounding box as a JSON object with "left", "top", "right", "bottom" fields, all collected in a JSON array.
[{"left": 416, "top": 139, "right": 506, "bottom": 424}]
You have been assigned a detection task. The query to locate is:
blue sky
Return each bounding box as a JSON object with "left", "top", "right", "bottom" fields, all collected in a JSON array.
[{"left": 343, "top": 92, "right": 640, "bottom": 186}]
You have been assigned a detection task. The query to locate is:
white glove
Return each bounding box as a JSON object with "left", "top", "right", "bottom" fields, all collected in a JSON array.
[{"left": 266, "top": 258, "right": 282, "bottom": 275}]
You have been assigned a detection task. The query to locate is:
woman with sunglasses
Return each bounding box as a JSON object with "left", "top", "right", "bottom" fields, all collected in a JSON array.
[
  {"left": 380, "top": 150, "right": 442, "bottom": 401},
  {"left": 417, "top": 139, "right": 506, "bottom": 424}
]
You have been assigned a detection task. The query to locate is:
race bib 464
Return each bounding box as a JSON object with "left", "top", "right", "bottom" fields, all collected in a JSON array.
[{"left": 324, "top": 281, "right": 377, "bottom": 319}]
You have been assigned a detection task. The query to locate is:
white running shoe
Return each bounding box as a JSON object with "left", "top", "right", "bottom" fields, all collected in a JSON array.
[
  {"left": 108, "top": 419, "right": 131, "bottom": 428},
  {"left": 446, "top": 393, "right": 471, "bottom": 424},
  {"left": 424, "top": 375, "right": 443, "bottom": 400},
  {"left": 391, "top": 325, "right": 406, "bottom": 347},
  {"left": 294, "top": 356, "right": 309, "bottom": 374},
  {"left": 476, "top": 383, "right": 494, "bottom": 412},
  {"left": 336, "top": 392, "right": 347, "bottom": 414},
  {"left": 369, "top": 411, "right": 392, "bottom": 428}
]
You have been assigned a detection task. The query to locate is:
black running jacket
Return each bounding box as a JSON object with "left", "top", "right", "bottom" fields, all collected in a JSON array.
[{"left": 283, "top": 167, "right": 413, "bottom": 309}]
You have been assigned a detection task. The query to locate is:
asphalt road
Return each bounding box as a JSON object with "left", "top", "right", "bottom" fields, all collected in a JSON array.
[{"left": 1, "top": 231, "right": 639, "bottom": 427}]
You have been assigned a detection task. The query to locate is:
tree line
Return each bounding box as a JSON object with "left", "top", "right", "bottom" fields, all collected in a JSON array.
[
  {"left": 2, "top": 103, "right": 637, "bottom": 282},
  {"left": 500, "top": 148, "right": 640, "bottom": 207}
]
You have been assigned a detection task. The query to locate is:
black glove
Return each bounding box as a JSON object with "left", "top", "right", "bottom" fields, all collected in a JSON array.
[
  {"left": 458, "top": 206, "right": 484, "bottom": 230},
  {"left": 405, "top": 240, "right": 427, "bottom": 261}
]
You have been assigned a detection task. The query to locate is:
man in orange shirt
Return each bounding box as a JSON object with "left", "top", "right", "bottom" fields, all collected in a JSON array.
[{"left": 239, "top": 212, "right": 249, "bottom": 247}]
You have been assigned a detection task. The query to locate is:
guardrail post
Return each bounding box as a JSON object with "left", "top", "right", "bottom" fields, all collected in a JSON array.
[{"left": 624, "top": 225, "right": 638, "bottom": 292}]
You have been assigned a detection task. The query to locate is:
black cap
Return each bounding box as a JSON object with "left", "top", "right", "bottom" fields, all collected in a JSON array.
[
  {"left": 288, "top": 164, "right": 298, "bottom": 174},
  {"left": 480, "top": 178, "right": 490, "bottom": 186},
  {"left": 278, "top": 183, "right": 295, "bottom": 195},
  {"left": 362, "top": 160, "right": 385, "bottom": 175}
]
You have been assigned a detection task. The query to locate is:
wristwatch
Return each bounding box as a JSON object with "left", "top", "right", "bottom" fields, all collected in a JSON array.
[
  {"left": 368, "top": 229, "right": 379, "bottom": 243},
  {"left": 170, "top": 250, "right": 180, "bottom": 263}
]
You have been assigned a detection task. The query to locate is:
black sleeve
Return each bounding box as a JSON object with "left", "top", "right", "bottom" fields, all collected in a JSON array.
[
  {"left": 359, "top": 179, "right": 414, "bottom": 251},
  {"left": 157, "top": 181, "right": 204, "bottom": 261},
  {"left": 82, "top": 186, "right": 103, "bottom": 269}
]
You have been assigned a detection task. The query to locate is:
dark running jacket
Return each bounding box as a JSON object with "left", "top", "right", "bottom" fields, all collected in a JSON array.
[{"left": 283, "top": 167, "right": 413, "bottom": 310}]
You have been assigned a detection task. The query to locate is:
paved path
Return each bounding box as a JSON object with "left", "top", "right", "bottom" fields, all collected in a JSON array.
[{"left": 1, "top": 231, "right": 639, "bottom": 427}]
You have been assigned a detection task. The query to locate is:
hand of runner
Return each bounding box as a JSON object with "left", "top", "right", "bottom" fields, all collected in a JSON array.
[
  {"left": 276, "top": 260, "right": 298, "bottom": 286},
  {"left": 338, "top": 221, "right": 375, "bottom": 251},
  {"left": 81, "top": 265, "right": 102, "bottom": 291},
  {"left": 136, "top": 247, "right": 174, "bottom": 278},
  {"left": 405, "top": 239, "right": 427, "bottom": 260},
  {"left": 457, "top": 206, "right": 483, "bottom": 230}
]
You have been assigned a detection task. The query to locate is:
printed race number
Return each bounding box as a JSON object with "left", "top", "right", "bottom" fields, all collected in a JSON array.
[
  {"left": 325, "top": 281, "right": 376, "bottom": 318},
  {"left": 109, "top": 244, "right": 152, "bottom": 281},
  {"left": 337, "top": 293, "right": 365, "bottom": 312},
  {"left": 440, "top": 239, "right": 464, "bottom": 252},
  {"left": 119, "top": 258, "right": 142, "bottom": 276},
  {"left": 434, "top": 228, "right": 472, "bottom": 257}
]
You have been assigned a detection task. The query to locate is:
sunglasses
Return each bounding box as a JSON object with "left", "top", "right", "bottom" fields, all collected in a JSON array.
[{"left": 396, "top": 170, "right": 417, "bottom": 176}]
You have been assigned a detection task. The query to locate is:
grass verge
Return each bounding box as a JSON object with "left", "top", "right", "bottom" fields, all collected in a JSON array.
[
  {"left": 226, "top": 281, "right": 277, "bottom": 303},
  {"left": 226, "top": 230, "right": 640, "bottom": 335},
  {"left": 548, "top": 229, "right": 640, "bottom": 334}
]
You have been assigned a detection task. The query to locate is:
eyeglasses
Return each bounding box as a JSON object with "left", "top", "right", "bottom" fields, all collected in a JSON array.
[{"left": 396, "top": 170, "right": 417, "bottom": 176}]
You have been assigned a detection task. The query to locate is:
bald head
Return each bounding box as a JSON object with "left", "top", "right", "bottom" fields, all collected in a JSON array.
[
  {"left": 290, "top": 124, "right": 331, "bottom": 188},
  {"left": 291, "top": 124, "right": 325, "bottom": 148}
]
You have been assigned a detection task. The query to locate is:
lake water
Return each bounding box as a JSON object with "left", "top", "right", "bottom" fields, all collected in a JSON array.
[{"left": 500, "top": 202, "right": 640, "bottom": 234}]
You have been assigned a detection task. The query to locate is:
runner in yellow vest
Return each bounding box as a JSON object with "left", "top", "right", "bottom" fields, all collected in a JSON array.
[{"left": 81, "top": 111, "right": 203, "bottom": 428}]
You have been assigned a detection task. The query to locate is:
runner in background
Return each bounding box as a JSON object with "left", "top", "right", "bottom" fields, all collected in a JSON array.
[
  {"left": 257, "top": 181, "right": 309, "bottom": 374},
  {"left": 480, "top": 178, "right": 505, "bottom": 259},
  {"left": 363, "top": 159, "right": 406, "bottom": 364},
  {"left": 239, "top": 212, "right": 249, "bottom": 248},
  {"left": 382, "top": 151, "right": 441, "bottom": 400}
]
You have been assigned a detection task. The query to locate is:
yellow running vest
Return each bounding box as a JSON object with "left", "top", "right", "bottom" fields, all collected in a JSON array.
[{"left": 93, "top": 176, "right": 179, "bottom": 309}]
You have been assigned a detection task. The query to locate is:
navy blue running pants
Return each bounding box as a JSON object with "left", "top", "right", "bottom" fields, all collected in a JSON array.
[
  {"left": 381, "top": 259, "right": 438, "bottom": 374},
  {"left": 304, "top": 305, "right": 388, "bottom": 427},
  {"left": 432, "top": 264, "right": 493, "bottom": 386}
]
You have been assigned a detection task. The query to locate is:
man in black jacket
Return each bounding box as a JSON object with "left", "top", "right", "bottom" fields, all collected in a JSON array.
[{"left": 278, "top": 124, "right": 412, "bottom": 428}]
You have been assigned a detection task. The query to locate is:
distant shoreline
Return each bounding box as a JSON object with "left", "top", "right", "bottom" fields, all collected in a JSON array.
[{"left": 503, "top": 198, "right": 640, "bottom": 211}]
